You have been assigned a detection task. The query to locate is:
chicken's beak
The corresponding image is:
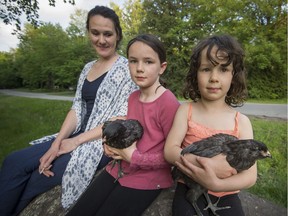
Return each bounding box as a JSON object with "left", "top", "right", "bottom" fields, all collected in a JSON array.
[{"left": 262, "top": 150, "right": 272, "bottom": 158}]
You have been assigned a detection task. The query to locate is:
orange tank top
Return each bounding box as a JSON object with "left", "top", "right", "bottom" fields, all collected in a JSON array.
[{"left": 182, "top": 103, "right": 240, "bottom": 197}]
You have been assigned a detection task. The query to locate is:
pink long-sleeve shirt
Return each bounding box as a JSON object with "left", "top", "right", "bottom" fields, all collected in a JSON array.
[{"left": 106, "top": 89, "right": 180, "bottom": 190}]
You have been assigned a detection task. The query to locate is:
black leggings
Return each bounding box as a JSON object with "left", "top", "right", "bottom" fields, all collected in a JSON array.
[
  {"left": 172, "top": 183, "right": 245, "bottom": 216},
  {"left": 66, "top": 170, "right": 161, "bottom": 216}
]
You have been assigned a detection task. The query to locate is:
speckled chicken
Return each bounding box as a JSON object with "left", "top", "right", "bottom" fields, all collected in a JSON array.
[
  {"left": 102, "top": 119, "right": 144, "bottom": 180},
  {"left": 172, "top": 133, "right": 272, "bottom": 216}
]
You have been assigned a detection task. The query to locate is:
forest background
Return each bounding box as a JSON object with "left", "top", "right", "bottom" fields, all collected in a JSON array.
[{"left": 0, "top": 0, "right": 287, "bottom": 100}]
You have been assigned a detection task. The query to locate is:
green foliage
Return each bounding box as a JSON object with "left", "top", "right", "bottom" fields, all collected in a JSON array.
[
  {"left": 110, "top": 0, "right": 146, "bottom": 56},
  {"left": 66, "top": 9, "right": 88, "bottom": 38},
  {"left": 0, "top": 52, "right": 22, "bottom": 88},
  {"left": 0, "top": 0, "right": 75, "bottom": 33},
  {"left": 249, "top": 116, "right": 287, "bottom": 207},
  {"left": 138, "top": 0, "right": 287, "bottom": 99},
  {"left": 17, "top": 23, "right": 71, "bottom": 89},
  {"left": 244, "top": 33, "right": 287, "bottom": 99},
  {"left": 55, "top": 36, "right": 95, "bottom": 89},
  {"left": 139, "top": 0, "right": 200, "bottom": 96},
  {"left": 0, "top": 19, "right": 95, "bottom": 90}
]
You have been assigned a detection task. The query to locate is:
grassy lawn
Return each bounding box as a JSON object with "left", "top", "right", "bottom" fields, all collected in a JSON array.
[
  {"left": 0, "top": 95, "right": 72, "bottom": 163},
  {"left": 0, "top": 94, "right": 286, "bottom": 208},
  {"left": 247, "top": 98, "right": 287, "bottom": 104},
  {"left": 246, "top": 116, "right": 287, "bottom": 207}
]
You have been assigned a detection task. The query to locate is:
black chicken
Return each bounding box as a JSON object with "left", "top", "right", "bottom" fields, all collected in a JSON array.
[
  {"left": 172, "top": 133, "right": 272, "bottom": 216},
  {"left": 102, "top": 119, "right": 144, "bottom": 180}
]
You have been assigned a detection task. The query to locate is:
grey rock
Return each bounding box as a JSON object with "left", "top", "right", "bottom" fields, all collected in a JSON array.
[
  {"left": 20, "top": 184, "right": 287, "bottom": 216},
  {"left": 19, "top": 185, "right": 65, "bottom": 216}
]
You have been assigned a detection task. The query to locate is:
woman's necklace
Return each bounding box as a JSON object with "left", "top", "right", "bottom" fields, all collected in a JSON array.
[{"left": 155, "top": 84, "right": 162, "bottom": 94}]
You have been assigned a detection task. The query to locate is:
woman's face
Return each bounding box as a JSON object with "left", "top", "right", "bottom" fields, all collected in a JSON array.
[{"left": 88, "top": 15, "right": 118, "bottom": 59}]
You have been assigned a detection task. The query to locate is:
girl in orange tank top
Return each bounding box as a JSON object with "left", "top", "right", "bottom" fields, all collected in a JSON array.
[{"left": 164, "top": 34, "right": 256, "bottom": 216}]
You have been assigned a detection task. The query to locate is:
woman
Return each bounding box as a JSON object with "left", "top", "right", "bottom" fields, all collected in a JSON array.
[{"left": 0, "top": 5, "right": 137, "bottom": 215}]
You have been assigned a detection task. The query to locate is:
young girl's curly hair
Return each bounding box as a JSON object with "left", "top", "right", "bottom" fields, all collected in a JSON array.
[{"left": 183, "top": 34, "right": 247, "bottom": 107}]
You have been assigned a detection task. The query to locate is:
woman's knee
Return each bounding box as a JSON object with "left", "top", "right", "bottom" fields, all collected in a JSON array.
[
  {"left": 2, "top": 150, "right": 24, "bottom": 169},
  {"left": 1, "top": 147, "right": 40, "bottom": 174}
]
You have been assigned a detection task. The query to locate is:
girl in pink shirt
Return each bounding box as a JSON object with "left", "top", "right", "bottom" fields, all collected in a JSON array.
[
  {"left": 164, "top": 34, "right": 255, "bottom": 216},
  {"left": 67, "top": 34, "right": 180, "bottom": 216}
]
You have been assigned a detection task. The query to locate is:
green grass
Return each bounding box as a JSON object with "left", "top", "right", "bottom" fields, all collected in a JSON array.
[
  {"left": 247, "top": 98, "right": 287, "bottom": 104},
  {"left": 0, "top": 95, "right": 72, "bottom": 163},
  {"left": 0, "top": 95, "right": 286, "bottom": 208},
  {"left": 247, "top": 116, "right": 287, "bottom": 207}
]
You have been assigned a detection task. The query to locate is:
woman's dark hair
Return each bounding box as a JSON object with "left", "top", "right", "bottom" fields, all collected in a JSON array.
[
  {"left": 126, "top": 34, "right": 167, "bottom": 87},
  {"left": 183, "top": 34, "right": 247, "bottom": 107},
  {"left": 86, "top": 6, "right": 123, "bottom": 49}
]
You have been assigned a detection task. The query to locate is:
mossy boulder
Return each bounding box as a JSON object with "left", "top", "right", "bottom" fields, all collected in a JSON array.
[{"left": 20, "top": 184, "right": 286, "bottom": 216}]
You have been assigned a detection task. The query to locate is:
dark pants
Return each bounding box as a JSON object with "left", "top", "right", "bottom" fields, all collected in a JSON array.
[
  {"left": 66, "top": 170, "right": 161, "bottom": 216},
  {"left": 0, "top": 137, "right": 110, "bottom": 216},
  {"left": 172, "top": 182, "right": 245, "bottom": 216}
]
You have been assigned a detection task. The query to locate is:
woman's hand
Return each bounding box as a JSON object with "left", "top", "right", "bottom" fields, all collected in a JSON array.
[
  {"left": 57, "top": 137, "right": 79, "bottom": 156},
  {"left": 104, "top": 142, "right": 137, "bottom": 162},
  {"left": 39, "top": 136, "right": 81, "bottom": 177},
  {"left": 39, "top": 145, "right": 59, "bottom": 177}
]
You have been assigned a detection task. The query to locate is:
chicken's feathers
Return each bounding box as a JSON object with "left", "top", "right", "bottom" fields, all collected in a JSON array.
[
  {"left": 173, "top": 133, "right": 271, "bottom": 215},
  {"left": 102, "top": 119, "right": 143, "bottom": 149}
]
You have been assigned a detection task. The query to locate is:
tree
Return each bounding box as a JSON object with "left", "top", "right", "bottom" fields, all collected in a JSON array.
[
  {"left": 140, "top": 0, "right": 287, "bottom": 99},
  {"left": 15, "top": 7, "right": 97, "bottom": 90},
  {"left": 17, "top": 23, "right": 70, "bottom": 89},
  {"left": 0, "top": 0, "right": 75, "bottom": 34},
  {"left": 0, "top": 51, "right": 22, "bottom": 88},
  {"left": 110, "top": 0, "right": 145, "bottom": 56},
  {"left": 66, "top": 8, "right": 88, "bottom": 38},
  {"left": 140, "top": 0, "right": 203, "bottom": 96}
]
